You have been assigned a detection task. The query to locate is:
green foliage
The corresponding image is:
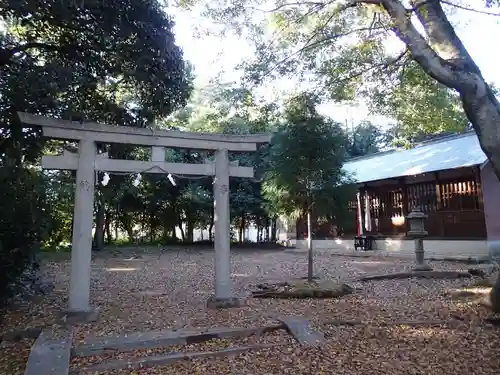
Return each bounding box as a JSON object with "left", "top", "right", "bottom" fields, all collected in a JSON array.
[
  {"left": 370, "top": 62, "right": 469, "bottom": 143},
  {"left": 0, "top": 0, "right": 194, "bottom": 165},
  {"left": 0, "top": 166, "right": 52, "bottom": 302},
  {"left": 82, "top": 81, "right": 278, "bottom": 247},
  {"left": 345, "top": 121, "right": 386, "bottom": 158},
  {"left": 0, "top": 0, "right": 193, "bottom": 299},
  {"left": 195, "top": 0, "right": 475, "bottom": 146},
  {"left": 263, "top": 93, "right": 353, "bottom": 221},
  {"left": 44, "top": 171, "right": 75, "bottom": 248}
]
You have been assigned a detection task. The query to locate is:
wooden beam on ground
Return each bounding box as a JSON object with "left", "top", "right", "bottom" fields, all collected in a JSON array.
[
  {"left": 73, "top": 324, "right": 284, "bottom": 357},
  {"left": 278, "top": 316, "right": 324, "bottom": 347},
  {"left": 24, "top": 328, "right": 73, "bottom": 375},
  {"left": 19, "top": 112, "right": 272, "bottom": 152},
  {"left": 323, "top": 319, "right": 446, "bottom": 327},
  {"left": 72, "top": 343, "right": 284, "bottom": 373},
  {"left": 359, "top": 270, "right": 472, "bottom": 282}
]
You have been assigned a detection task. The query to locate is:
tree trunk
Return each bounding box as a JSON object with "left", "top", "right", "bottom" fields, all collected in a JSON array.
[
  {"left": 93, "top": 194, "right": 105, "bottom": 251},
  {"left": 271, "top": 216, "right": 278, "bottom": 242},
  {"left": 307, "top": 208, "right": 313, "bottom": 282},
  {"left": 119, "top": 215, "right": 134, "bottom": 242},
  {"left": 380, "top": 0, "right": 500, "bottom": 179},
  {"left": 379, "top": 0, "right": 500, "bottom": 311},
  {"left": 239, "top": 214, "right": 245, "bottom": 243},
  {"left": 209, "top": 209, "right": 214, "bottom": 241},
  {"left": 104, "top": 210, "right": 112, "bottom": 243},
  {"left": 162, "top": 225, "right": 169, "bottom": 243},
  {"left": 178, "top": 219, "right": 185, "bottom": 242},
  {"left": 186, "top": 216, "right": 194, "bottom": 242},
  {"left": 149, "top": 215, "right": 155, "bottom": 243}
]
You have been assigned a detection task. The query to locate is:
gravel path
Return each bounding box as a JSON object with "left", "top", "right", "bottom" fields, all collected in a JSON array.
[{"left": 1, "top": 248, "right": 499, "bottom": 374}]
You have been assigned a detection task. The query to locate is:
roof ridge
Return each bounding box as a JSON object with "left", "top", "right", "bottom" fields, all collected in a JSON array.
[
  {"left": 345, "top": 130, "right": 476, "bottom": 164},
  {"left": 343, "top": 130, "right": 486, "bottom": 184}
]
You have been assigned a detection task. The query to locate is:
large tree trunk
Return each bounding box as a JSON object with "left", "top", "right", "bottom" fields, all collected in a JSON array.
[
  {"left": 379, "top": 0, "right": 500, "bottom": 311},
  {"left": 380, "top": 0, "right": 500, "bottom": 178}
]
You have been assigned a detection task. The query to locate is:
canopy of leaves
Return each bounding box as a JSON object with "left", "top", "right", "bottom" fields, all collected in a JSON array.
[
  {"left": 345, "top": 120, "right": 387, "bottom": 158},
  {"left": 263, "top": 93, "right": 354, "bottom": 220},
  {"left": 0, "top": 0, "right": 193, "bottom": 300},
  {"left": 0, "top": 0, "right": 192, "bottom": 114},
  {"left": 187, "top": 0, "right": 480, "bottom": 144},
  {"left": 0, "top": 0, "right": 194, "bottom": 165}
]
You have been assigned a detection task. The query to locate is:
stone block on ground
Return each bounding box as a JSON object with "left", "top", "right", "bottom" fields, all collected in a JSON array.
[
  {"left": 278, "top": 316, "right": 324, "bottom": 346},
  {"left": 24, "top": 327, "right": 73, "bottom": 375}
]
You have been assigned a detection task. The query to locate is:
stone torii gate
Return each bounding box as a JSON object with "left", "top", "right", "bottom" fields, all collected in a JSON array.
[{"left": 19, "top": 112, "right": 271, "bottom": 318}]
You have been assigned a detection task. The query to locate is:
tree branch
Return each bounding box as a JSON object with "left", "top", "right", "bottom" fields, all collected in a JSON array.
[
  {"left": 0, "top": 42, "right": 67, "bottom": 66},
  {"left": 441, "top": 0, "right": 500, "bottom": 16},
  {"left": 258, "top": 25, "right": 387, "bottom": 83},
  {"left": 410, "top": 0, "right": 482, "bottom": 74},
  {"left": 377, "top": 0, "right": 456, "bottom": 87},
  {"left": 327, "top": 48, "right": 409, "bottom": 86},
  {"left": 302, "top": 26, "right": 386, "bottom": 52},
  {"left": 253, "top": 1, "right": 329, "bottom": 13}
]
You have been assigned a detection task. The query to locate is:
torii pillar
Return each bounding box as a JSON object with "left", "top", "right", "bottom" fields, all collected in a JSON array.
[
  {"left": 70, "top": 139, "right": 97, "bottom": 313},
  {"left": 213, "top": 149, "right": 232, "bottom": 300}
]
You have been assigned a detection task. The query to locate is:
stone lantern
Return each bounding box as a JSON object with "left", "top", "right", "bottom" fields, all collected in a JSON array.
[{"left": 406, "top": 207, "right": 432, "bottom": 271}]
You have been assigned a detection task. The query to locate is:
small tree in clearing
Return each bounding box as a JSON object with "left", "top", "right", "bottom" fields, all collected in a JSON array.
[{"left": 264, "top": 93, "right": 353, "bottom": 281}]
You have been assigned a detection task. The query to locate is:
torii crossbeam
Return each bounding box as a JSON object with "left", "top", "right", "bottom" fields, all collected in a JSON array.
[{"left": 19, "top": 113, "right": 271, "bottom": 317}]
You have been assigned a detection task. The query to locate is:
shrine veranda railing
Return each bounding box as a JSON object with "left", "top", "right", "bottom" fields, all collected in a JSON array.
[{"left": 345, "top": 173, "right": 486, "bottom": 239}]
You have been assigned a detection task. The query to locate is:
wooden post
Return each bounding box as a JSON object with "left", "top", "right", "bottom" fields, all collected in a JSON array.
[
  {"left": 399, "top": 178, "right": 409, "bottom": 216},
  {"left": 434, "top": 172, "right": 445, "bottom": 237}
]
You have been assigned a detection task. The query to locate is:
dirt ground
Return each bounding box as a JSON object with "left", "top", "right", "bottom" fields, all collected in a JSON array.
[{"left": 1, "top": 247, "right": 499, "bottom": 375}]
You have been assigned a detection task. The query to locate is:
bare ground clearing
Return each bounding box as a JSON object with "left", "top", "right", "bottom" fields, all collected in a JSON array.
[{"left": 1, "top": 247, "right": 499, "bottom": 375}]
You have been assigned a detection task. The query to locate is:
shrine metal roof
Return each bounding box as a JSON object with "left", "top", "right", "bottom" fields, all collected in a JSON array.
[{"left": 343, "top": 131, "right": 487, "bottom": 183}]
